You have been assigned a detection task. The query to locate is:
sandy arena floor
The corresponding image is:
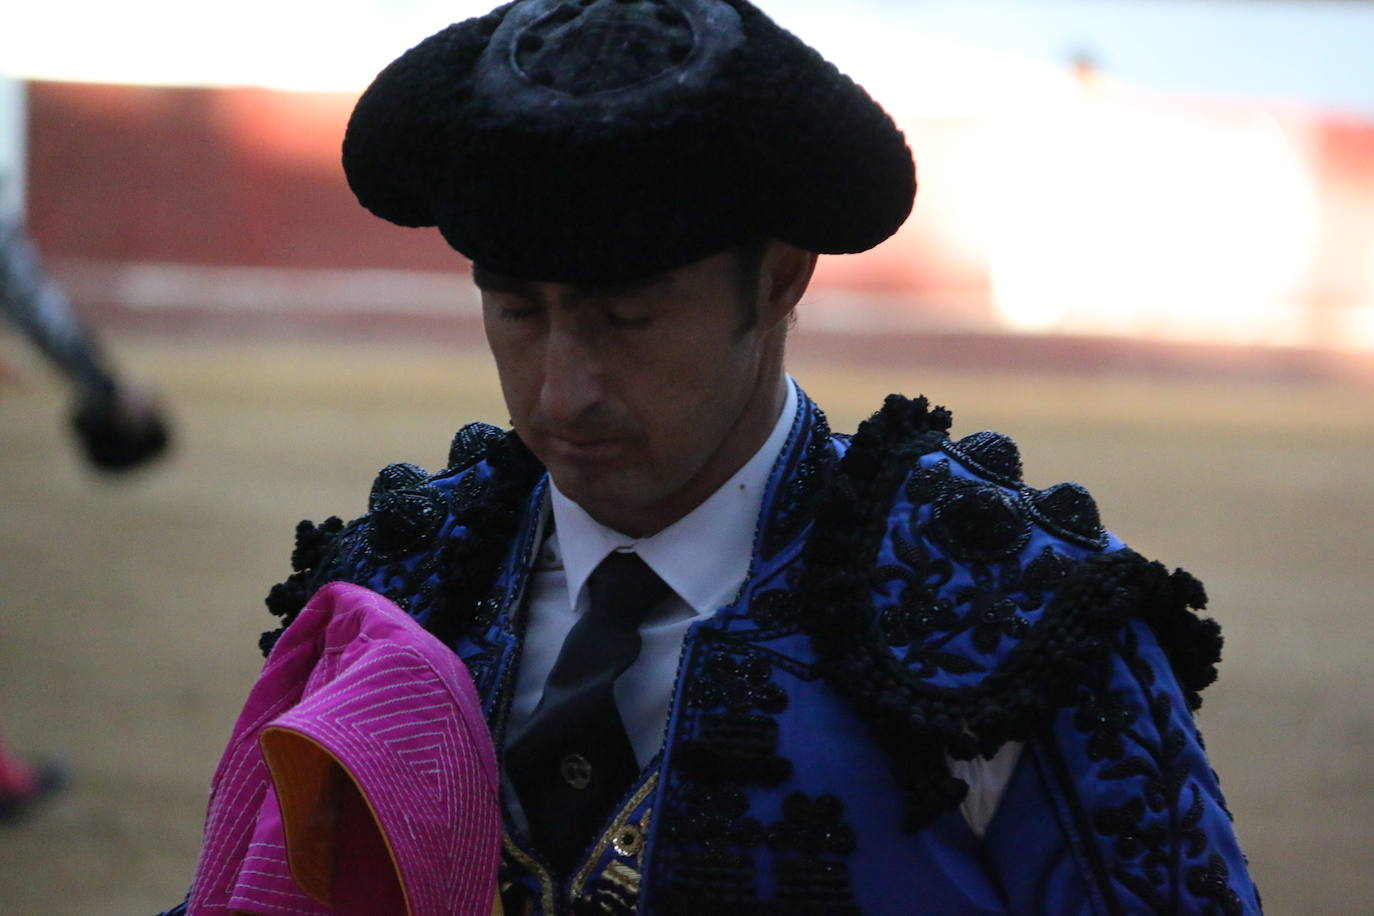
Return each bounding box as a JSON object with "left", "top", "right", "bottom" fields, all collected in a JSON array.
[{"left": 1, "top": 333, "right": 1370, "bottom": 913}]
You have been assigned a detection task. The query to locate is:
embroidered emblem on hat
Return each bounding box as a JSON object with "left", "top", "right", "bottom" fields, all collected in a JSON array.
[{"left": 515, "top": 0, "right": 696, "bottom": 95}]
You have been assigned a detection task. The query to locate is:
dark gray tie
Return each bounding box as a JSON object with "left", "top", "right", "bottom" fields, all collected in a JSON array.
[{"left": 505, "top": 550, "right": 670, "bottom": 874}]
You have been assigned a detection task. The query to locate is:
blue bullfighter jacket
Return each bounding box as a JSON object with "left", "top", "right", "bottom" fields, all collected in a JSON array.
[{"left": 243, "top": 387, "right": 1260, "bottom": 915}]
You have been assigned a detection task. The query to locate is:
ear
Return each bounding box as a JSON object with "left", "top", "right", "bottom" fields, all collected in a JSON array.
[{"left": 758, "top": 241, "right": 818, "bottom": 329}]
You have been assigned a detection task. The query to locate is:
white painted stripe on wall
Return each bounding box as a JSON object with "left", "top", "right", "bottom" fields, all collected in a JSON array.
[
  {"left": 60, "top": 257, "right": 1372, "bottom": 352},
  {"left": 53, "top": 259, "right": 484, "bottom": 316},
  {"left": 50, "top": 258, "right": 996, "bottom": 336}
]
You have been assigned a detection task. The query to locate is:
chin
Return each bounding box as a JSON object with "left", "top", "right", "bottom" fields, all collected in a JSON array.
[
  {"left": 555, "top": 471, "right": 660, "bottom": 526},
  {"left": 552, "top": 466, "right": 630, "bottom": 504}
]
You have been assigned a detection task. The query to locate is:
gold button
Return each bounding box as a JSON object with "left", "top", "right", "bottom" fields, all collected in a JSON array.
[
  {"left": 561, "top": 753, "right": 592, "bottom": 789},
  {"left": 612, "top": 823, "right": 645, "bottom": 857}
]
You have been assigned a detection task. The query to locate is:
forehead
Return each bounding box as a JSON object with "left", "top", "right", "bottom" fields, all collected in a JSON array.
[{"left": 472, "top": 248, "right": 743, "bottom": 302}]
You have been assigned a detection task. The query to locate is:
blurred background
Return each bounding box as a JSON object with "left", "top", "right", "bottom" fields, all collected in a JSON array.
[{"left": 1, "top": 0, "right": 1371, "bottom": 912}]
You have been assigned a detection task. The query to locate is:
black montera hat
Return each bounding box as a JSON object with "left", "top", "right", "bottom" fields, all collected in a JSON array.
[{"left": 343, "top": 0, "right": 916, "bottom": 283}]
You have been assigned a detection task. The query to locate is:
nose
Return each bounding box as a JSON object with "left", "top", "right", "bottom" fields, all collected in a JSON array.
[{"left": 537, "top": 324, "right": 605, "bottom": 428}]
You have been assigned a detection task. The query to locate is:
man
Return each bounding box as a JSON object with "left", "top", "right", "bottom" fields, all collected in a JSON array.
[
  {"left": 1, "top": 179, "right": 170, "bottom": 826},
  {"left": 180, "top": 0, "right": 1260, "bottom": 912}
]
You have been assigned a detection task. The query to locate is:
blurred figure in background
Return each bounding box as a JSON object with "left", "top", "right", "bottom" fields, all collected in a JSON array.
[
  {"left": 0, "top": 177, "right": 172, "bottom": 823},
  {"left": 0, "top": 731, "right": 62, "bottom": 824},
  {"left": 0, "top": 187, "right": 171, "bottom": 472}
]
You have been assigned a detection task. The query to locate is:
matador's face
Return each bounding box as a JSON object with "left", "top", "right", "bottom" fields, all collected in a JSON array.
[{"left": 477, "top": 246, "right": 793, "bottom": 537}]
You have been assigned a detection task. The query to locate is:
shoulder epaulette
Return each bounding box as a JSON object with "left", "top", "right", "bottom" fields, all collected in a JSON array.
[
  {"left": 259, "top": 422, "right": 542, "bottom": 655},
  {"left": 798, "top": 394, "right": 1222, "bottom": 830}
]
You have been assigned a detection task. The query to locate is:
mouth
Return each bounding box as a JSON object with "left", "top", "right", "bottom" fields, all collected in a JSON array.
[{"left": 543, "top": 434, "right": 627, "bottom": 462}]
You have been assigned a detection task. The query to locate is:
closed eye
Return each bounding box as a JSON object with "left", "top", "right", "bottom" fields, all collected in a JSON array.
[
  {"left": 607, "top": 311, "right": 652, "bottom": 329},
  {"left": 497, "top": 304, "right": 542, "bottom": 321}
]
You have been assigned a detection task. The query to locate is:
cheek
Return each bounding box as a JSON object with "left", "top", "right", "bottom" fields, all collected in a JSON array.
[
  {"left": 634, "top": 343, "right": 755, "bottom": 455},
  {"left": 484, "top": 323, "right": 538, "bottom": 417}
]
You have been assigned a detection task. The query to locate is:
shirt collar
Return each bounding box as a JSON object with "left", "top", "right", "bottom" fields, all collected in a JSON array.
[{"left": 549, "top": 376, "right": 799, "bottom": 618}]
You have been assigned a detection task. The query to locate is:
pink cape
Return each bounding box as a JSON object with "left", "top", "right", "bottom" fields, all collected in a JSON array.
[{"left": 186, "top": 582, "right": 502, "bottom": 915}]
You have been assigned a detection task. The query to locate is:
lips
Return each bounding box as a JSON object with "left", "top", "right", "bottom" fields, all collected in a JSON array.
[{"left": 544, "top": 434, "right": 626, "bottom": 462}]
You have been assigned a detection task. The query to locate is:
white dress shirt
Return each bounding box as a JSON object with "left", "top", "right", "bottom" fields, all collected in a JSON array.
[{"left": 507, "top": 375, "right": 1018, "bottom": 837}]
